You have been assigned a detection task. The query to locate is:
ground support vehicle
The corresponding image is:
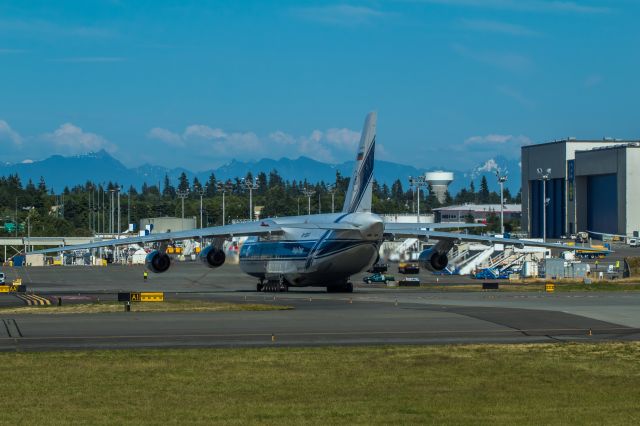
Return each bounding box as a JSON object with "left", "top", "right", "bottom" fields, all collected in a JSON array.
[{"left": 363, "top": 273, "right": 396, "bottom": 284}]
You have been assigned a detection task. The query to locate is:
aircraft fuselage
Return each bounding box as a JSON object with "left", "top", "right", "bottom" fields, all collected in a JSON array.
[{"left": 239, "top": 212, "right": 384, "bottom": 287}]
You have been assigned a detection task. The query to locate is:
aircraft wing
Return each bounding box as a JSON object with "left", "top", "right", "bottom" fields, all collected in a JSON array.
[
  {"left": 384, "top": 222, "right": 484, "bottom": 232},
  {"left": 27, "top": 220, "right": 364, "bottom": 255},
  {"left": 384, "top": 228, "right": 611, "bottom": 252}
]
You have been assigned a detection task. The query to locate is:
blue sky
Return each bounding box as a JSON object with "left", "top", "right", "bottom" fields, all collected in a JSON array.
[{"left": 1, "top": 0, "right": 638, "bottom": 171}]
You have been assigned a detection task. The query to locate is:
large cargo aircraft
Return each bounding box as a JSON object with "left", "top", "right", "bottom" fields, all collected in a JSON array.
[{"left": 30, "top": 112, "right": 601, "bottom": 292}]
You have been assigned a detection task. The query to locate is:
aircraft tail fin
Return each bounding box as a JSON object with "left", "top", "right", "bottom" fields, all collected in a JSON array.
[{"left": 342, "top": 112, "right": 376, "bottom": 213}]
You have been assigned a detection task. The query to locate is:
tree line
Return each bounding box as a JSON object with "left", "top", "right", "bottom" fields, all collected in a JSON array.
[{"left": 0, "top": 171, "right": 520, "bottom": 238}]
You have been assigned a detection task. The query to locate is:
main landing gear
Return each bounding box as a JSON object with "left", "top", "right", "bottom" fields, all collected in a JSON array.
[{"left": 257, "top": 277, "right": 288, "bottom": 293}]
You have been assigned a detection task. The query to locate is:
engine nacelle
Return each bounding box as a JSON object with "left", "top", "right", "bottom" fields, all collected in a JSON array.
[
  {"left": 145, "top": 250, "right": 171, "bottom": 273},
  {"left": 199, "top": 245, "right": 226, "bottom": 268},
  {"left": 418, "top": 248, "right": 448, "bottom": 272}
]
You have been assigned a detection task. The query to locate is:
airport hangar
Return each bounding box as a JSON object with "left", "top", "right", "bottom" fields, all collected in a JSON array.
[{"left": 521, "top": 139, "right": 640, "bottom": 239}]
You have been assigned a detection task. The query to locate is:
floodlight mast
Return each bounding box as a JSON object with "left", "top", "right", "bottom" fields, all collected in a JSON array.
[
  {"left": 409, "top": 175, "right": 428, "bottom": 223},
  {"left": 327, "top": 184, "right": 337, "bottom": 213},
  {"left": 195, "top": 185, "right": 206, "bottom": 228},
  {"left": 216, "top": 181, "right": 233, "bottom": 226},
  {"left": 536, "top": 168, "right": 551, "bottom": 243},
  {"left": 496, "top": 170, "right": 508, "bottom": 235},
  {"left": 176, "top": 189, "right": 189, "bottom": 220},
  {"left": 242, "top": 177, "right": 260, "bottom": 221},
  {"left": 301, "top": 186, "right": 316, "bottom": 215}
]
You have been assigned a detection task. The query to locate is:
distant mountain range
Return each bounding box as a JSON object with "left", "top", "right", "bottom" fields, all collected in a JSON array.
[{"left": 0, "top": 150, "right": 521, "bottom": 195}]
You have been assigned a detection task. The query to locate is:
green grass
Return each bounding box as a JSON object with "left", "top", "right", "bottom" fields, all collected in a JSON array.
[
  {"left": 0, "top": 300, "right": 292, "bottom": 315},
  {"left": 0, "top": 343, "right": 639, "bottom": 425}
]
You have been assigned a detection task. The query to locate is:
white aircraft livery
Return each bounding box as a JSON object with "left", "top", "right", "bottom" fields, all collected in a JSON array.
[{"left": 30, "top": 112, "right": 604, "bottom": 292}]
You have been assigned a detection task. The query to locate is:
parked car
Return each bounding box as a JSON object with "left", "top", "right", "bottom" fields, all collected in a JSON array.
[
  {"left": 368, "top": 263, "right": 389, "bottom": 273},
  {"left": 363, "top": 273, "right": 395, "bottom": 284},
  {"left": 398, "top": 262, "right": 420, "bottom": 274},
  {"left": 398, "top": 277, "right": 421, "bottom": 287}
]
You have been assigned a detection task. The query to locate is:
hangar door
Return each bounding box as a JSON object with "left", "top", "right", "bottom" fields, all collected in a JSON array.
[
  {"left": 587, "top": 174, "right": 617, "bottom": 234},
  {"left": 531, "top": 178, "right": 565, "bottom": 239}
]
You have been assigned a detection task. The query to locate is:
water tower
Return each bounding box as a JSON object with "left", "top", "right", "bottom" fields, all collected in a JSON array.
[{"left": 424, "top": 171, "right": 454, "bottom": 203}]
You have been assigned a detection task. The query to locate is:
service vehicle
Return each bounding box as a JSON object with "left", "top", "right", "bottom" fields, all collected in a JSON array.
[
  {"left": 0, "top": 272, "right": 4, "bottom": 284},
  {"left": 629, "top": 238, "right": 638, "bottom": 247},
  {"left": 368, "top": 263, "right": 389, "bottom": 273},
  {"left": 362, "top": 273, "right": 395, "bottom": 284},
  {"left": 398, "top": 262, "right": 420, "bottom": 274},
  {"left": 398, "top": 277, "right": 421, "bottom": 286},
  {"left": 575, "top": 243, "right": 610, "bottom": 259}
]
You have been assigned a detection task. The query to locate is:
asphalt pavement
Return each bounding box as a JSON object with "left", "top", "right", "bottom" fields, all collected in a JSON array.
[{"left": 1, "top": 262, "right": 639, "bottom": 351}]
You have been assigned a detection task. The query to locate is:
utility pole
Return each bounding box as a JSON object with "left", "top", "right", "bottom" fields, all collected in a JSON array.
[
  {"left": 301, "top": 187, "right": 315, "bottom": 215},
  {"left": 195, "top": 185, "right": 206, "bottom": 228},
  {"left": 496, "top": 170, "right": 508, "bottom": 235},
  {"left": 328, "top": 184, "right": 337, "bottom": 213},
  {"left": 242, "top": 177, "right": 259, "bottom": 221},
  {"left": 537, "top": 168, "right": 551, "bottom": 243},
  {"left": 176, "top": 189, "right": 189, "bottom": 221},
  {"left": 128, "top": 189, "right": 131, "bottom": 229},
  {"left": 409, "top": 176, "right": 428, "bottom": 223},
  {"left": 117, "top": 186, "right": 121, "bottom": 235},
  {"left": 216, "top": 181, "right": 233, "bottom": 226},
  {"left": 109, "top": 188, "right": 116, "bottom": 234}
]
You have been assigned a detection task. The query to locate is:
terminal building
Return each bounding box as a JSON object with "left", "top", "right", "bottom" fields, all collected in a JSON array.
[
  {"left": 521, "top": 139, "right": 640, "bottom": 238},
  {"left": 434, "top": 204, "right": 521, "bottom": 224}
]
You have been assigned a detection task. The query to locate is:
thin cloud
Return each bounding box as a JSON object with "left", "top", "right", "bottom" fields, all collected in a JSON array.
[
  {"left": 0, "top": 120, "right": 23, "bottom": 145},
  {"left": 0, "top": 48, "right": 27, "bottom": 54},
  {"left": 465, "top": 134, "right": 532, "bottom": 147},
  {"left": 148, "top": 124, "right": 363, "bottom": 164},
  {"left": 458, "top": 19, "right": 540, "bottom": 37},
  {"left": 413, "top": 0, "right": 611, "bottom": 14},
  {"left": 0, "top": 19, "right": 116, "bottom": 38},
  {"left": 43, "top": 123, "right": 117, "bottom": 154},
  {"left": 452, "top": 43, "right": 533, "bottom": 72},
  {"left": 55, "top": 57, "right": 125, "bottom": 63},
  {"left": 497, "top": 85, "right": 535, "bottom": 108},
  {"left": 292, "top": 4, "right": 386, "bottom": 26}
]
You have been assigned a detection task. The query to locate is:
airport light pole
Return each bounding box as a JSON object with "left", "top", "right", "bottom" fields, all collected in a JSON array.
[
  {"left": 409, "top": 175, "right": 428, "bottom": 223},
  {"left": 21, "top": 206, "right": 34, "bottom": 252},
  {"left": 302, "top": 187, "right": 315, "bottom": 215},
  {"left": 496, "top": 170, "right": 508, "bottom": 235},
  {"left": 328, "top": 184, "right": 337, "bottom": 213},
  {"left": 537, "top": 168, "right": 551, "bottom": 243},
  {"left": 109, "top": 188, "right": 116, "bottom": 234},
  {"left": 242, "top": 177, "right": 260, "bottom": 221},
  {"left": 176, "top": 189, "right": 189, "bottom": 221},
  {"left": 216, "top": 181, "right": 233, "bottom": 226},
  {"left": 117, "top": 186, "right": 122, "bottom": 235},
  {"left": 195, "top": 185, "right": 206, "bottom": 228}
]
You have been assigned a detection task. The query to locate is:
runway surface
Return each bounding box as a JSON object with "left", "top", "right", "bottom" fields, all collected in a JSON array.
[{"left": 1, "top": 263, "right": 640, "bottom": 351}]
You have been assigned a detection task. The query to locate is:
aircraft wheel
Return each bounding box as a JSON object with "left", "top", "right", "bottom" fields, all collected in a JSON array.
[
  {"left": 344, "top": 282, "right": 353, "bottom": 293},
  {"left": 257, "top": 283, "right": 264, "bottom": 292}
]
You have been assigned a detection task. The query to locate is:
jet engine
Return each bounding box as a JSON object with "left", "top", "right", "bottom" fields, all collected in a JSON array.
[
  {"left": 199, "top": 245, "right": 226, "bottom": 268},
  {"left": 418, "top": 248, "right": 448, "bottom": 272},
  {"left": 145, "top": 250, "right": 171, "bottom": 273}
]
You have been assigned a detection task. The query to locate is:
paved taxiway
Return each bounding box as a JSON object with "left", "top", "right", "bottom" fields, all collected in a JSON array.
[{"left": 1, "top": 263, "right": 639, "bottom": 351}]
